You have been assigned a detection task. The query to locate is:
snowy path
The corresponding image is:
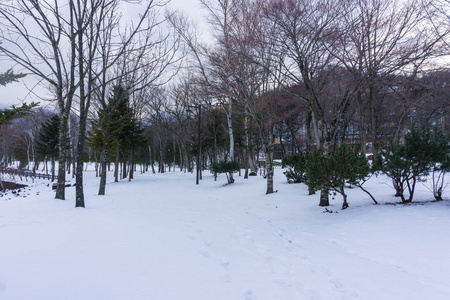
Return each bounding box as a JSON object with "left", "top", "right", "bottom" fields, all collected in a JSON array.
[{"left": 1, "top": 168, "right": 450, "bottom": 299}]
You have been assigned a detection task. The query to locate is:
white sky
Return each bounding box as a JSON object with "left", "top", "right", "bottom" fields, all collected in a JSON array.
[{"left": 0, "top": 0, "right": 206, "bottom": 109}]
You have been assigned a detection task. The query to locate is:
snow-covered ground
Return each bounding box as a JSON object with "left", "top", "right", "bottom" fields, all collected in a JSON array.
[{"left": 1, "top": 166, "right": 449, "bottom": 300}]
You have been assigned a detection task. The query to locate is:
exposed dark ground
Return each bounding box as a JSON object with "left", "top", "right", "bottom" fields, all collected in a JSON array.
[{"left": 1, "top": 181, "right": 27, "bottom": 191}]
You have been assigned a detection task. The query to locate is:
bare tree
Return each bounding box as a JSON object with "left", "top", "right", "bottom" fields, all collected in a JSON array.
[
  {"left": 86, "top": 0, "right": 181, "bottom": 196},
  {"left": 333, "top": 0, "right": 445, "bottom": 151},
  {"left": 229, "top": 0, "right": 284, "bottom": 194},
  {"left": 169, "top": 0, "right": 242, "bottom": 162},
  {"left": 0, "top": 1, "right": 78, "bottom": 200},
  {"left": 423, "top": 0, "right": 450, "bottom": 51},
  {"left": 0, "top": 0, "right": 179, "bottom": 206},
  {"left": 261, "top": 0, "right": 353, "bottom": 204}
]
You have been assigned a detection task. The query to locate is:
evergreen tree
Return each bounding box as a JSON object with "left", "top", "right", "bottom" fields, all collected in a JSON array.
[
  {"left": 88, "top": 85, "right": 147, "bottom": 185},
  {"left": 305, "top": 149, "right": 330, "bottom": 198},
  {"left": 431, "top": 151, "right": 450, "bottom": 201},
  {"left": 282, "top": 153, "right": 307, "bottom": 183},
  {"left": 0, "top": 69, "right": 37, "bottom": 125},
  {"left": 12, "top": 135, "right": 29, "bottom": 167},
  {"left": 375, "top": 124, "right": 445, "bottom": 203},
  {"left": 418, "top": 128, "right": 449, "bottom": 201},
  {"left": 119, "top": 105, "right": 147, "bottom": 181},
  {"left": 211, "top": 159, "right": 240, "bottom": 184},
  {"left": 87, "top": 85, "right": 131, "bottom": 193},
  {"left": 0, "top": 103, "right": 38, "bottom": 126},
  {"left": 327, "top": 146, "right": 372, "bottom": 209},
  {"left": 0, "top": 69, "right": 25, "bottom": 86},
  {"left": 374, "top": 143, "right": 411, "bottom": 200},
  {"left": 86, "top": 89, "right": 124, "bottom": 159},
  {"left": 306, "top": 146, "right": 374, "bottom": 209},
  {"left": 36, "top": 114, "right": 60, "bottom": 181}
]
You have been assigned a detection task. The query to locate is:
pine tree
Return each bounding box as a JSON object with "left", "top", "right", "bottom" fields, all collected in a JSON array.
[
  {"left": 0, "top": 69, "right": 25, "bottom": 86},
  {"left": 405, "top": 125, "right": 449, "bottom": 201},
  {"left": 305, "top": 149, "right": 330, "bottom": 202},
  {"left": 118, "top": 102, "right": 147, "bottom": 181},
  {"left": 431, "top": 151, "right": 449, "bottom": 201},
  {"left": 376, "top": 124, "right": 445, "bottom": 203},
  {"left": 0, "top": 103, "right": 38, "bottom": 126},
  {"left": 306, "top": 146, "right": 374, "bottom": 209},
  {"left": 86, "top": 92, "right": 123, "bottom": 159},
  {"left": 87, "top": 85, "right": 130, "bottom": 193},
  {"left": 328, "top": 145, "right": 372, "bottom": 209},
  {"left": 36, "top": 114, "right": 60, "bottom": 181},
  {"left": 282, "top": 153, "right": 307, "bottom": 183},
  {"left": 211, "top": 160, "right": 240, "bottom": 184}
]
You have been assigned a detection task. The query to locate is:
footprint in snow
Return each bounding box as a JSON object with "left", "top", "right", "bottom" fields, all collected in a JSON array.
[
  {"left": 244, "top": 289, "right": 253, "bottom": 300},
  {"left": 220, "top": 258, "right": 230, "bottom": 268},
  {"left": 199, "top": 248, "right": 209, "bottom": 258}
]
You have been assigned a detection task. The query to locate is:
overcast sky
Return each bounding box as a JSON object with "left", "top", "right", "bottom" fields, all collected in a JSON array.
[{"left": 0, "top": 0, "right": 205, "bottom": 109}]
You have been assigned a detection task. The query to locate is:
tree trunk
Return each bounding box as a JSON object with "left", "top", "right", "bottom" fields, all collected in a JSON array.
[
  {"left": 393, "top": 178, "right": 404, "bottom": 197},
  {"left": 357, "top": 92, "right": 367, "bottom": 152},
  {"left": 72, "top": 145, "right": 76, "bottom": 179},
  {"left": 98, "top": 119, "right": 112, "bottom": 195},
  {"left": 319, "top": 139, "right": 332, "bottom": 206},
  {"left": 98, "top": 149, "right": 108, "bottom": 195},
  {"left": 226, "top": 99, "right": 234, "bottom": 159},
  {"left": 262, "top": 127, "right": 275, "bottom": 195},
  {"left": 114, "top": 148, "right": 120, "bottom": 182},
  {"left": 122, "top": 159, "right": 127, "bottom": 179},
  {"left": 129, "top": 152, "right": 134, "bottom": 181},
  {"left": 55, "top": 114, "right": 69, "bottom": 200},
  {"left": 311, "top": 111, "right": 321, "bottom": 150},
  {"left": 369, "top": 79, "right": 378, "bottom": 154},
  {"left": 248, "top": 147, "right": 257, "bottom": 172},
  {"left": 149, "top": 146, "right": 156, "bottom": 174},
  {"left": 319, "top": 188, "right": 330, "bottom": 206},
  {"left": 405, "top": 176, "right": 416, "bottom": 203},
  {"left": 32, "top": 147, "right": 37, "bottom": 177},
  {"left": 341, "top": 187, "right": 349, "bottom": 209},
  {"left": 51, "top": 158, "right": 55, "bottom": 182},
  {"left": 433, "top": 170, "right": 444, "bottom": 201},
  {"left": 75, "top": 112, "right": 87, "bottom": 208},
  {"left": 244, "top": 116, "right": 250, "bottom": 179}
]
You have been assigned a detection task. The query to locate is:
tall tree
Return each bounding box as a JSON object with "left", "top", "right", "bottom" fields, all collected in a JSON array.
[
  {"left": 262, "top": 0, "right": 350, "bottom": 205},
  {"left": 36, "top": 115, "right": 61, "bottom": 181},
  {"left": 0, "top": 1, "right": 78, "bottom": 200},
  {"left": 89, "top": 0, "right": 180, "bottom": 197},
  {"left": 169, "top": 0, "right": 240, "bottom": 161},
  {"left": 334, "top": 0, "right": 445, "bottom": 151}
]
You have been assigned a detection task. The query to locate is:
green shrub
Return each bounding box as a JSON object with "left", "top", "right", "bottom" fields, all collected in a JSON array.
[
  {"left": 211, "top": 160, "right": 240, "bottom": 184},
  {"left": 306, "top": 146, "right": 374, "bottom": 209},
  {"left": 376, "top": 124, "right": 447, "bottom": 202},
  {"left": 327, "top": 145, "right": 372, "bottom": 209},
  {"left": 282, "top": 153, "right": 307, "bottom": 183},
  {"left": 305, "top": 149, "right": 330, "bottom": 193}
]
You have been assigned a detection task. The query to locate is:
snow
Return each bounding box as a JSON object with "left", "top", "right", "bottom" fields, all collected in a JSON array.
[{"left": 1, "top": 167, "right": 450, "bottom": 300}]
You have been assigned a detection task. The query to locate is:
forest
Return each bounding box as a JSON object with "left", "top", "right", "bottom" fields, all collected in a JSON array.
[{"left": 0, "top": 0, "right": 449, "bottom": 208}]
